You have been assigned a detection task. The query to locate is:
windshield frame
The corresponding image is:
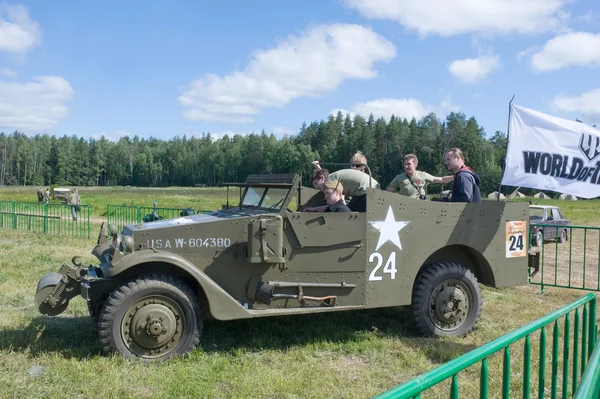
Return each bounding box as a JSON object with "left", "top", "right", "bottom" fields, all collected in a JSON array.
[{"left": 240, "top": 184, "right": 294, "bottom": 212}]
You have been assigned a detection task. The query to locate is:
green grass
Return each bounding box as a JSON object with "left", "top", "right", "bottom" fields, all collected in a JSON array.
[{"left": 0, "top": 187, "right": 599, "bottom": 398}]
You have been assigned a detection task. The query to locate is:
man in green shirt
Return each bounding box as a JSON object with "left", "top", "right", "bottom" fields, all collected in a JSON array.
[
  {"left": 387, "top": 154, "right": 453, "bottom": 199},
  {"left": 307, "top": 168, "right": 380, "bottom": 212}
]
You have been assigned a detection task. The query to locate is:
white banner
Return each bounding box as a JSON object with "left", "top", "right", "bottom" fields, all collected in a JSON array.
[{"left": 501, "top": 104, "right": 600, "bottom": 199}]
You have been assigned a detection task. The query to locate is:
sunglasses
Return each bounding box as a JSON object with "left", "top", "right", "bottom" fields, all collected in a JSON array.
[{"left": 351, "top": 164, "right": 364, "bottom": 168}]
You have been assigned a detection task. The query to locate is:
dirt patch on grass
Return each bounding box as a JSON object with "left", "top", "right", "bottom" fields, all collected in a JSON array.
[{"left": 530, "top": 228, "right": 600, "bottom": 290}]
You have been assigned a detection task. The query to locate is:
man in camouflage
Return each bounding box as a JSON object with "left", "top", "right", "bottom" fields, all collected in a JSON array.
[{"left": 387, "top": 154, "right": 453, "bottom": 199}]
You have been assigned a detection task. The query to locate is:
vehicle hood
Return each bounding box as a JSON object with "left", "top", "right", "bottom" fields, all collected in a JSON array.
[{"left": 122, "top": 208, "right": 273, "bottom": 234}]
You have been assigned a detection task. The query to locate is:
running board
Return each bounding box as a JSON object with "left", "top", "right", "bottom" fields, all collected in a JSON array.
[{"left": 246, "top": 305, "right": 365, "bottom": 318}]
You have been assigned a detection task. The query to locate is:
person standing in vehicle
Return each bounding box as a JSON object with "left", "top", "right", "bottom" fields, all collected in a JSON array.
[
  {"left": 387, "top": 154, "right": 454, "bottom": 199},
  {"left": 444, "top": 148, "right": 482, "bottom": 203},
  {"left": 69, "top": 188, "right": 81, "bottom": 221},
  {"left": 312, "top": 151, "right": 369, "bottom": 173},
  {"left": 307, "top": 168, "right": 379, "bottom": 212}
]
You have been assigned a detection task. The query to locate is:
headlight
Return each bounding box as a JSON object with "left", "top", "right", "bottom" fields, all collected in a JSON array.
[
  {"left": 122, "top": 235, "right": 135, "bottom": 253},
  {"left": 108, "top": 224, "right": 119, "bottom": 238}
]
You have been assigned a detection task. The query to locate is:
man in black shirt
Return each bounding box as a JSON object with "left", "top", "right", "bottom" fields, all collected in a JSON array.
[{"left": 444, "top": 148, "right": 482, "bottom": 203}]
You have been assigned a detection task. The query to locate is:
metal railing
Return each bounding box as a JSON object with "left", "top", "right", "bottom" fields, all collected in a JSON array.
[
  {"left": 575, "top": 338, "right": 600, "bottom": 398},
  {"left": 0, "top": 201, "right": 90, "bottom": 238},
  {"left": 375, "top": 293, "right": 597, "bottom": 398},
  {"left": 529, "top": 224, "right": 600, "bottom": 292},
  {"left": 106, "top": 205, "right": 213, "bottom": 230}
]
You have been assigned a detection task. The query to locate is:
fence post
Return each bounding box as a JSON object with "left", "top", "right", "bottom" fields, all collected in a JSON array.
[
  {"left": 87, "top": 205, "right": 90, "bottom": 239},
  {"left": 44, "top": 203, "right": 48, "bottom": 233},
  {"left": 11, "top": 201, "right": 16, "bottom": 230},
  {"left": 589, "top": 298, "right": 597, "bottom": 357}
]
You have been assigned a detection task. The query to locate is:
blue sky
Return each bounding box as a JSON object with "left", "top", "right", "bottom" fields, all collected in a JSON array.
[{"left": 1, "top": 0, "right": 599, "bottom": 142}]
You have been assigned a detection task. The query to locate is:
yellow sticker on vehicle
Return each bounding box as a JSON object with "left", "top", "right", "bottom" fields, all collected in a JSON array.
[{"left": 506, "top": 220, "right": 527, "bottom": 258}]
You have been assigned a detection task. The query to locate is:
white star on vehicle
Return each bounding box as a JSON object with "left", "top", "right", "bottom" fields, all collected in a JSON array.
[{"left": 369, "top": 206, "right": 410, "bottom": 251}]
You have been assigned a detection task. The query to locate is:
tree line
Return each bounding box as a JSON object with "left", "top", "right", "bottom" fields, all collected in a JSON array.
[{"left": 0, "top": 111, "right": 511, "bottom": 195}]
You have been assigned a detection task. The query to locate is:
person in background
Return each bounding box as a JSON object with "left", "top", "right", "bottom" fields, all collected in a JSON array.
[
  {"left": 69, "top": 188, "right": 81, "bottom": 221},
  {"left": 444, "top": 148, "right": 482, "bottom": 203}
]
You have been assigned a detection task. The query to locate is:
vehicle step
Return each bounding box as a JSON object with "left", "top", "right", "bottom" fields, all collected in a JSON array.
[{"left": 247, "top": 305, "right": 365, "bottom": 317}]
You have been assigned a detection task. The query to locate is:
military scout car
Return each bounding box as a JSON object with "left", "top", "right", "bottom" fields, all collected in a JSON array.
[{"left": 35, "top": 173, "right": 537, "bottom": 361}]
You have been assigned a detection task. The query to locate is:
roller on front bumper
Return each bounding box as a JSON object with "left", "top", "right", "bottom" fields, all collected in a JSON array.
[
  {"left": 35, "top": 222, "right": 121, "bottom": 316},
  {"left": 35, "top": 256, "right": 101, "bottom": 316}
]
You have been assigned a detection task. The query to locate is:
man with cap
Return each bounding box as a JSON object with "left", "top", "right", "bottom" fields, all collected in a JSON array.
[{"left": 322, "top": 180, "right": 351, "bottom": 212}]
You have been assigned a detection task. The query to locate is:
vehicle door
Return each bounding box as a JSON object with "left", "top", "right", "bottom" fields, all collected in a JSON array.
[
  {"left": 544, "top": 208, "right": 558, "bottom": 239},
  {"left": 551, "top": 207, "right": 565, "bottom": 239},
  {"left": 282, "top": 212, "right": 366, "bottom": 305}
]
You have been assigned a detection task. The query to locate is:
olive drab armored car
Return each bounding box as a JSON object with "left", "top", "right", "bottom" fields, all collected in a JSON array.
[{"left": 35, "top": 173, "right": 538, "bottom": 361}]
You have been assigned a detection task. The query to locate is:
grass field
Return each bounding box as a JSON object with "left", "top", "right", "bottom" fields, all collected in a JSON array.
[{"left": 0, "top": 186, "right": 599, "bottom": 398}]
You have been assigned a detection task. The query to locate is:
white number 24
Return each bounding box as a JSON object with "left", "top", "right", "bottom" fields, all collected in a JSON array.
[{"left": 368, "top": 252, "right": 397, "bottom": 281}]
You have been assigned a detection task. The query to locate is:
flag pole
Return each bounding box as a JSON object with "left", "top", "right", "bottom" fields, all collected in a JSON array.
[{"left": 498, "top": 95, "right": 515, "bottom": 201}]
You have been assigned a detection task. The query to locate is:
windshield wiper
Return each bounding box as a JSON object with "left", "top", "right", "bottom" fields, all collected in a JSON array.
[{"left": 267, "top": 198, "right": 285, "bottom": 209}]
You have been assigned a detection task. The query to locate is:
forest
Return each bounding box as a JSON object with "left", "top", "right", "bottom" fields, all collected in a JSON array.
[{"left": 0, "top": 111, "right": 510, "bottom": 195}]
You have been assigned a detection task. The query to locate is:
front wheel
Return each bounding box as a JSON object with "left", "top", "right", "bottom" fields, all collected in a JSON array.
[
  {"left": 536, "top": 230, "right": 544, "bottom": 247},
  {"left": 98, "top": 274, "right": 203, "bottom": 362},
  {"left": 412, "top": 262, "right": 482, "bottom": 337}
]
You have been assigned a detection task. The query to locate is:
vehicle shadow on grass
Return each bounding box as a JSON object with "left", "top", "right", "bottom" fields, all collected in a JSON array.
[
  {"left": 201, "top": 306, "right": 477, "bottom": 363},
  {"left": 0, "top": 315, "right": 102, "bottom": 359},
  {"left": 1, "top": 309, "right": 476, "bottom": 363}
]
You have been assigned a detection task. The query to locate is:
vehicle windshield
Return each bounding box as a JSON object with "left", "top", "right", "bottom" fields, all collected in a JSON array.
[
  {"left": 529, "top": 207, "right": 545, "bottom": 220},
  {"left": 241, "top": 186, "right": 291, "bottom": 210}
]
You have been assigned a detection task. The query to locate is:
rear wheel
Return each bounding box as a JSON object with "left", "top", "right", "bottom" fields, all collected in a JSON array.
[
  {"left": 559, "top": 229, "right": 568, "bottom": 243},
  {"left": 412, "top": 262, "right": 482, "bottom": 337},
  {"left": 98, "top": 274, "right": 203, "bottom": 362}
]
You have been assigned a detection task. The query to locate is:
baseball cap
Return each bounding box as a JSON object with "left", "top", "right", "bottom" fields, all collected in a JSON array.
[{"left": 323, "top": 180, "right": 343, "bottom": 193}]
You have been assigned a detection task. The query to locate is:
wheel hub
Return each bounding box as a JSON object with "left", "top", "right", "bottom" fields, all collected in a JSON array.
[
  {"left": 429, "top": 281, "right": 469, "bottom": 331},
  {"left": 122, "top": 296, "right": 183, "bottom": 357}
]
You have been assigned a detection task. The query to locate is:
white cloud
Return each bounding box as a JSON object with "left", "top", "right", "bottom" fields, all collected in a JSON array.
[
  {"left": 552, "top": 88, "right": 600, "bottom": 117},
  {"left": 330, "top": 97, "right": 460, "bottom": 121},
  {"left": 0, "top": 67, "right": 16, "bottom": 77},
  {"left": 0, "top": 4, "right": 41, "bottom": 54},
  {"left": 448, "top": 55, "right": 500, "bottom": 84},
  {"left": 342, "top": 0, "right": 568, "bottom": 37},
  {"left": 179, "top": 24, "right": 396, "bottom": 123},
  {"left": 530, "top": 32, "right": 600, "bottom": 72},
  {"left": 0, "top": 76, "right": 74, "bottom": 132},
  {"left": 89, "top": 131, "right": 133, "bottom": 142},
  {"left": 272, "top": 126, "right": 295, "bottom": 137}
]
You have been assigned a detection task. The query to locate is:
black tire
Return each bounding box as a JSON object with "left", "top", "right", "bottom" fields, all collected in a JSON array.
[
  {"left": 98, "top": 274, "right": 203, "bottom": 362},
  {"left": 87, "top": 297, "right": 105, "bottom": 323},
  {"left": 558, "top": 229, "right": 568, "bottom": 243},
  {"left": 412, "top": 262, "right": 482, "bottom": 337},
  {"left": 536, "top": 230, "right": 544, "bottom": 247}
]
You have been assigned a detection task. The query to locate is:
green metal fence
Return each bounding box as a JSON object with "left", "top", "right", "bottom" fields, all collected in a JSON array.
[
  {"left": 529, "top": 224, "right": 600, "bottom": 292},
  {"left": 106, "top": 204, "right": 213, "bottom": 230},
  {"left": 574, "top": 337, "right": 600, "bottom": 398},
  {"left": 375, "top": 293, "right": 597, "bottom": 399},
  {"left": 0, "top": 201, "right": 90, "bottom": 238}
]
